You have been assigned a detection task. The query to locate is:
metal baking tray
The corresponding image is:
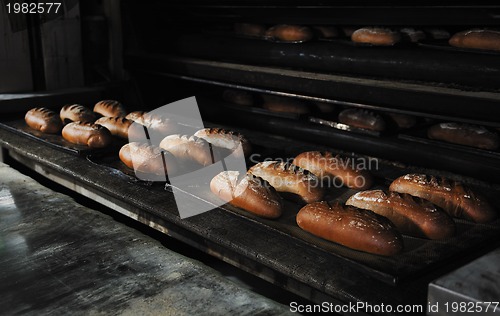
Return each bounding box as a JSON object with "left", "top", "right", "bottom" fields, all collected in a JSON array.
[{"left": 87, "top": 124, "right": 500, "bottom": 285}]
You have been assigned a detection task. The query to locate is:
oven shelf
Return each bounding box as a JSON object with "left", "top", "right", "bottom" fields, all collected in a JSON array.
[{"left": 126, "top": 53, "right": 500, "bottom": 126}]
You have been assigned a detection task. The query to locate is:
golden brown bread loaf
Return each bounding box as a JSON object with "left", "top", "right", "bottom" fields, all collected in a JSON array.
[
  {"left": 427, "top": 123, "right": 499, "bottom": 150},
  {"left": 248, "top": 161, "right": 324, "bottom": 203},
  {"left": 351, "top": 27, "right": 401, "bottom": 46},
  {"left": 296, "top": 201, "right": 404, "bottom": 256},
  {"left": 60, "top": 104, "right": 95, "bottom": 124},
  {"left": 61, "top": 121, "right": 112, "bottom": 148},
  {"left": 25, "top": 108, "right": 63, "bottom": 134},
  {"left": 94, "top": 100, "right": 127, "bottom": 117},
  {"left": 159, "top": 134, "right": 215, "bottom": 167},
  {"left": 119, "top": 142, "right": 177, "bottom": 176},
  {"left": 449, "top": 29, "right": 500, "bottom": 51},
  {"left": 293, "top": 151, "right": 373, "bottom": 190},
  {"left": 346, "top": 190, "right": 456, "bottom": 239},
  {"left": 389, "top": 174, "right": 497, "bottom": 223},
  {"left": 338, "top": 108, "right": 386, "bottom": 131},
  {"left": 194, "top": 127, "right": 252, "bottom": 158},
  {"left": 265, "top": 24, "right": 314, "bottom": 42},
  {"left": 94, "top": 116, "right": 133, "bottom": 139},
  {"left": 210, "top": 171, "right": 284, "bottom": 219}
]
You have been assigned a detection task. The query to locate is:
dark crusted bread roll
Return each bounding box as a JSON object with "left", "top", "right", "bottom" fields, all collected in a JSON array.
[
  {"left": 296, "top": 201, "right": 404, "bottom": 256},
  {"left": 351, "top": 27, "right": 401, "bottom": 46},
  {"left": 248, "top": 161, "right": 324, "bottom": 203},
  {"left": 293, "top": 151, "right": 373, "bottom": 190},
  {"left": 119, "top": 142, "right": 178, "bottom": 177},
  {"left": 449, "top": 29, "right": 500, "bottom": 51},
  {"left": 25, "top": 107, "right": 63, "bottom": 134},
  {"left": 94, "top": 100, "right": 127, "bottom": 117},
  {"left": 427, "top": 122, "right": 499, "bottom": 150},
  {"left": 210, "top": 171, "right": 284, "bottom": 219},
  {"left": 265, "top": 24, "right": 314, "bottom": 42},
  {"left": 389, "top": 174, "right": 497, "bottom": 223},
  {"left": 346, "top": 190, "right": 456, "bottom": 239},
  {"left": 338, "top": 108, "right": 386, "bottom": 131},
  {"left": 60, "top": 104, "right": 95, "bottom": 124},
  {"left": 94, "top": 116, "right": 133, "bottom": 139},
  {"left": 61, "top": 121, "right": 112, "bottom": 148},
  {"left": 261, "top": 95, "right": 310, "bottom": 115}
]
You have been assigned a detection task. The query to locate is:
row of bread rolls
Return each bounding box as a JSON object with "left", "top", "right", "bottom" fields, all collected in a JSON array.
[
  {"left": 211, "top": 148, "right": 497, "bottom": 256},
  {"left": 234, "top": 23, "right": 450, "bottom": 44},
  {"left": 223, "top": 90, "right": 500, "bottom": 150},
  {"left": 211, "top": 150, "right": 374, "bottom": 217},
  {"left": 25, "top": 100, "right": 128, "bottom": 148},
  {"left": 223, "top": 90, "right": 418, "bottom": 130},
  {"left": 119, "top": 125, "right": 253, "bottom": 179},
  {"left": 235, "top": 23, "right": 500, "bottom": 51},
  {"left": 24, "top": 100, "right": 255, "bottom": 178}
]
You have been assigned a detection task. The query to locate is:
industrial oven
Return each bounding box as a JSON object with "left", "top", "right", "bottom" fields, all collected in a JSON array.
[{"left": 1, "top": 1, "right": 500, "bottom": 315}]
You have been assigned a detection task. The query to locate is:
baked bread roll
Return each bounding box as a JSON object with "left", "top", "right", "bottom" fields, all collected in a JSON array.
[
  {"left": 210, "top": 171, "right": 284, "bottom": 219},
  {"left": 265, "top": 24, "right": 314, "bottom": 42},
  {"left": 296, "top": 201, "right": 403, "bottom": 256},
  {"left": 351, "top": 27, "right": 401, "bottom": 46},
  {"left": 262, "top": 95, "right": 310, "bottom": 115},
  {"left": 449, "top": 29, "right": 500, "bottom": 51},
  {"left": 234, "top": 23, "right": 267, "bottom": 38},
  {"left": 60, "top": 104, "right": 95, "bottom": 124},
  {"left": 338, "top": 108, "right": 386, "bottom": 131},
  {"left": 25, "top": 108, "right": 63, "bottom": 134},
  {"left": 94, "top": 116, "right": 133, "bottom": 139},
  {"left": 346, "top": 190, "right": 456, "bottom": 239},
  {"left": 388, "top": 113, "right": 417, "bottom": 129},
  {"left": 194, "top": 127, "right": 252, "bottom": 158},
  {"left": 222, "top": 89, "right": 254, "bottom": 106},
  {"left": 119, "top": 142, "right": 177, "bottom": 177},
  {"left": 61, "top": 121, "right": 112, "bottom": 148},
  {"left": 427, "top": 123, "right": 499, "bottom": 150},
  {"left": 293, "top": 151, "right": 373, "bottom": 190},
  {"left": 159, "top": 134, "right": 215, "bottom": 167},
  {"left": 248, "top": 161, "right": 324, "bottom": 203},
  {"left": 389, "top": 174, "right": 497, "bottom": 223},
  {"left": 94, "top": 100, "right": 127, "bottom": 117}
]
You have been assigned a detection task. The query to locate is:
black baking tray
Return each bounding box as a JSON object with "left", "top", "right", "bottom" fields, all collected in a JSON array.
[
  {"left": 0, "top": 120, "right": 125, "bottom": 156},
  {"left": 86, "top": 124, "right": 500, "bottom": 285}
]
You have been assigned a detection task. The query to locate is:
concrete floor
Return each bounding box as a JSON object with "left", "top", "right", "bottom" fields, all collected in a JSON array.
[{"left": 0, "top": 161, "right": 293, "bottom": 315}]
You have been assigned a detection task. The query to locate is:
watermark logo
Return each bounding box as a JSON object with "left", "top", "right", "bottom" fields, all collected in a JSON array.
[{"left": 127, "top": 96, "right": 248, "bottom": 219}]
